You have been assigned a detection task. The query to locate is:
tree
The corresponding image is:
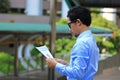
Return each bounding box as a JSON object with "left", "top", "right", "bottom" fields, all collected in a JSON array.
[{"left": 0, "top": 0, "right": 10, "bottom": 13}]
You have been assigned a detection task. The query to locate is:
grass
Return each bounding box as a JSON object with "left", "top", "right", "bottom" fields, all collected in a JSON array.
[{"left": 0, "top": 52, "right": 14, "bottom": 74}]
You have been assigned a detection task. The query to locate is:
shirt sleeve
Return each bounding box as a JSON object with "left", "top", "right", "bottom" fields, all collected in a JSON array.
[{"left": 55, "top": 41, "right": 90, "bottom": 79}]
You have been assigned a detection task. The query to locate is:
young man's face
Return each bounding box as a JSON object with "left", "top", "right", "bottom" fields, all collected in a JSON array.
[{"left": 67, "top": 18, "right": 81, "bottom": 37}]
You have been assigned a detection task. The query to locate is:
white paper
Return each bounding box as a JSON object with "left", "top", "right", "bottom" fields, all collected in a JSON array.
[{"left": 35, "top": 45, "right": 53, "bottom": 58}]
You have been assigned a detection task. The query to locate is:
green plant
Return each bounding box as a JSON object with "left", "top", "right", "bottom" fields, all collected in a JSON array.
[
  {"left": 56, "top": 18, "right": 68, "bottom": 25},
  {"left": 0, "top": 52, "right": 26, "bottom": 73},
  {"left": 91, "top": 8, "right": 120, "bottom": 54},
  {"left": 0, "top": 0, "right": 10, "bottom": 13},
  {"left": 0, "top": 52, "right": 14, "bottom": 73},
  {"left": 56, "top": 37, "right": 76, "bottom": 54}
]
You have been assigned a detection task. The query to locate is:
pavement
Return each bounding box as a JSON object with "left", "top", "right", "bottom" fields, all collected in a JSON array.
[
  {"left": 0, "top": 67, "right": 120, "bottom": 80},
  {"left": 95, "top": 67, "right": 120, "bottom": 80}
]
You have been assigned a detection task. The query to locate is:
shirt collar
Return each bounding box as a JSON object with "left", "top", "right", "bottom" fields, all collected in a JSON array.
[{"left": 77, "top": 30, "right": 92, "bottom": 40}]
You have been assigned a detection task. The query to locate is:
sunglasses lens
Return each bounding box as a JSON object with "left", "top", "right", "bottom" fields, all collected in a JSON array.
[
  {"left": 67, "top": 20, "right": 77, "bottom": 28},
  {"left": 68, "top": 23, "right": 71, "bottom": 28}
]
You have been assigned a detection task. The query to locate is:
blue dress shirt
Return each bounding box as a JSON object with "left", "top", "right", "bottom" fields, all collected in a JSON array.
[{"left": 55, "top": 30, "right": 100, "bottom": 80}]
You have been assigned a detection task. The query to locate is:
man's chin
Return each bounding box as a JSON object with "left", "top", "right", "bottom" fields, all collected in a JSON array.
[
  {"left": 75, "top": 35, "right": 78, "bottom": 37},
  {"left": 71, "top": 33, "right": 78, "bottom": 37}
]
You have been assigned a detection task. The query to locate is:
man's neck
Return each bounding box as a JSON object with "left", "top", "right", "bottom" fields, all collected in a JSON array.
[{"left": 79, "top": 25, "right": 89, "bottom": 34}]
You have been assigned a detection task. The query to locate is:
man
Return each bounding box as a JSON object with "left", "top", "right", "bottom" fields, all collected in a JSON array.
[{"left": 46, "top": 6, "right": 99, "bottom": 80}]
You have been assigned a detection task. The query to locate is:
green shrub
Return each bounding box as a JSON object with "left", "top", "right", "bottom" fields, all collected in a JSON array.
[
  {"left": 0, "top": 52, "right": 14, "bottom": 73},
  {"left": 0, "top": 0, "right": 10, "bottom": 13}
]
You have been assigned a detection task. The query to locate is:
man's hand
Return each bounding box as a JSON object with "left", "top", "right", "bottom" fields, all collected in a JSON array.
[
  {"left": 55, "top": 58, "right": 69, "bottom": 65},
  {"left": 46, "top": 58, "right": 57, "bottom": 68}
]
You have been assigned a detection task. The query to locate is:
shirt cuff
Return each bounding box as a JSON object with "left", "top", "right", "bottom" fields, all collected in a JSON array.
[{"left": 55, "top": 63, "right": 65, "bottom": 72}]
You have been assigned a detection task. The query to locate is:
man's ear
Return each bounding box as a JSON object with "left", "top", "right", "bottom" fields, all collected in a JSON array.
[{"left": 76, "top": 19, "right": 82, "bottom": 26}]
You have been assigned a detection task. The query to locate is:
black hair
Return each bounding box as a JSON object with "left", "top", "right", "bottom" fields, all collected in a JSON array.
[{"left": 67, "top": 6, "right": 91, "bottom": 26}]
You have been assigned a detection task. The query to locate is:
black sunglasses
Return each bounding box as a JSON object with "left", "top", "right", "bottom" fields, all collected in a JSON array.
[{"left": 68, "top": 20, "right": 77, "bottom": 28}]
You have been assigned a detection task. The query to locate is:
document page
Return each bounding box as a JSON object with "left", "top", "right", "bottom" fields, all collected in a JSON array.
[{"left": 35, "top": 45, "right": 53, "bottom": 58}]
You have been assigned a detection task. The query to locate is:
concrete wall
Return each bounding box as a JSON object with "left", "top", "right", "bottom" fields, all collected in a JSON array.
[
  {"left": 9, "top": 0, "right": 61, "bottom": 10},
  {"left": 96, "top": 53, "right": 120, "bottom": 75},
  {"left": 9, "top": 0, "right": 26, "bottom": 8},
  {"left": 0, "top": 14, "right": 49, "bottom": 23},
  {"left": 0, "top": 0, "right": 62, "bottom": 23}
]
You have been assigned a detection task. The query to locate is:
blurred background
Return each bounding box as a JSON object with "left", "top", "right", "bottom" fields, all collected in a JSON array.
[{"left": 0, "top": 0, "right": 120, "bottom": 80}]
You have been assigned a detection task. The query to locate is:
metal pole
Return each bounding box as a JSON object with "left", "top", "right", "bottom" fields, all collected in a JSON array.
[
  {"left": 14, "top": 35, "right": 18, "bottom": 76},
  {"left": 48, "top": 0, "right": 57, "bottom": 80}
]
